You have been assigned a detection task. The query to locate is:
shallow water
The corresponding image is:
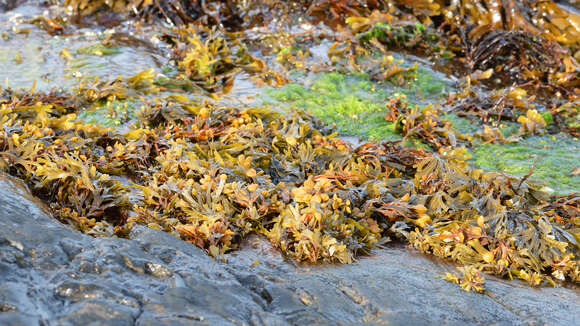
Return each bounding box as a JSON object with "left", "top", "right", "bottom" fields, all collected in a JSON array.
[{"left": 0, "top": 4, "right": 163, "bottom": 92}]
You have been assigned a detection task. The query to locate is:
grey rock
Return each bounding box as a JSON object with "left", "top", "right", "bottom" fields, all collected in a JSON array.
[
  {"left": 0, "top": 0, "right": 20, "bottom": 12},
  {"left": 0, "top": 174, "right": 579, "bottom": 326}
]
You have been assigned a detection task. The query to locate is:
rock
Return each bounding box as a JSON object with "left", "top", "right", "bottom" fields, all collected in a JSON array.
[
  {"left": 144, "top": 262, "right": 173, "bottom": 279},
  {"left": 0, "top": 0, "right": 27, "bottom": 13},
  {"left": 0, "top": 174, "right": 579, "bottom": 325}
]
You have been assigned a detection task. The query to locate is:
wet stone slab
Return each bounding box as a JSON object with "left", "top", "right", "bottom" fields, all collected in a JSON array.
[{"left": 0, "top": 174, "right": 578, "bottom": 326}]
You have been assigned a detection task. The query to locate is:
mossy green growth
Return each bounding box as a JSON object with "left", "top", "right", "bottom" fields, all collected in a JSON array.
[
  {"left": 76, "top": 43, "right": 122, "bottom": 56},
  {"left": 445, "top": 113, "right": 522, "bottom": 138},
  {"left": 443, "top": 113, "right": 480, "bottom": 135},
  {"left": 266, "top": 69, "right": 453, "bottom": 141},
  {"left": 541, "top": 111, "right": 553, "bottom": 125},
  {"left": 470, "top": 133, "right": 580, "bottom": 195},
  {"left": 440, "top": 113, "right": 576, "bottom": 193},
  {"left": 266, "top": 72, "right": 400, "bottom": 140},
  {"left": 393, "top": 67, "right": 451, "bottom": 100},
  {"left": 77, "top": 100, "right": 138, "bottom": 127},
  {"left": 358, "top": 22, "right": 437, "bottom": 47}
]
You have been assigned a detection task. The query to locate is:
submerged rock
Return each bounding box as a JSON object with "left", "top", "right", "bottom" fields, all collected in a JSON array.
[
  {"left": 0, "top": 0, "right": 24, "bottom": 13},
  {"left": 0, "top": 174, "right": 578, "bottom": 326}
]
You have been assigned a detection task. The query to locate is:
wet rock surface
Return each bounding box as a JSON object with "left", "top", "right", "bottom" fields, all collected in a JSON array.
[
  {"left": 0, "top": 0, "right": 23, "bottom": 12},
  {"left": 0, "top": 174, "right": 578, "bottom": 326}
]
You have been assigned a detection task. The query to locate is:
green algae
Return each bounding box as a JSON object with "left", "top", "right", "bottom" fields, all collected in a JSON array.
[
  {"left": 444, "top": 112, "right": 521, "bottom": 137},
  {"left": 77, "top": 100, "right": 138, "bottom": 127},
  {"left": 76, "top": 44, "right": 122, "bottom": 56},
  {"left": 359, "top": 22, "right": 432, "bottom": 44},
  {"left": 444, "top": 113, "right": 578, "bottom": 194},
  {"left": 470, "top": 133, "right": 580, "bottom": 194},
  {"left": 443, "top": 113, "right": 480, "bottom": 135},
  {"left": 393, "top": 66, "right": 451, "bottom": 100},
  {"left": 266, "top": 69, "right": 453, "bottom": 141},
  {"left": 541, "top": 111, "right": 553, "bottom": 125},
  {"left": 266, "top": 72, "right": 399, "bottom": 140},
  {"left": 355, "top": 20, "right": 451, "bottom": 59}
]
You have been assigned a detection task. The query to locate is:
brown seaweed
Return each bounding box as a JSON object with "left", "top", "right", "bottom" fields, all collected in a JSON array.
[{"left": 1, "top": 0, "right": 578, "bottom": 293}]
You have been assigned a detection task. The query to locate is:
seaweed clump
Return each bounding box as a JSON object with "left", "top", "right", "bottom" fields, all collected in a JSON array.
[
  {"left": 164, "top": 26, "right": 286, "bottom": 93},
  {"left": 1, "top": 0, "right": 578, "bottom": 294},
  {"left": 1, "top": 82, "right": 579, "bottom": 288},
  {"left": 325, "top": 0, "right": 580, "bottom": 136}
]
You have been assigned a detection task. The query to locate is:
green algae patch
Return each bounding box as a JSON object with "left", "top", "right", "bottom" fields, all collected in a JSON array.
[
  {"left": 444, "top": 113, "right": 521, "bottom": 139},
  {"left": 470, "top": 133, "right": 580, "bottom": 194},
  {"left": 77, "top": 100, "right": 139, "bottom": 127},
  {"left": 394, "top": 66, "right": 451, "bottom": 101},
  {"left": 76, "top": 43, "right": 122, "bottom": 56},
  {"left": 266, "top": 72, "right": 399, "bottom": 140},
  {"left": 443, "top": 113, "right": 480, "bottom": 135},
  {"left": 266, "top": 69, "right": 453, "bottom": 141},
  {"left": 445, "top": 113, "right": 579, "bottom": 194}
]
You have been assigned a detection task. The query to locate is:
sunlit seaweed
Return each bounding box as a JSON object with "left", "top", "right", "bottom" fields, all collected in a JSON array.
[
  {"left": 169, "top": 27, "right": 286, "bottom": 93},
  {"left": 1, "top": 0, "right": 577, "bottom": 294},
  {"left": 1, "top": 83, "right": 578, "bottom": 288}
]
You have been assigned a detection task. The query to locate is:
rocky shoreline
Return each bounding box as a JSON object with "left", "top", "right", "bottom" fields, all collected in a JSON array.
[{"left": 1, "top": 174, "right": 578, "bottom": 325}]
